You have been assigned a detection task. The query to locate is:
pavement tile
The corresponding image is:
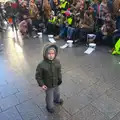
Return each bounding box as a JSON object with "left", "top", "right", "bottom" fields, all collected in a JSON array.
[
  {"left": 111, "top": 112, "right": 120, "bottom": 120},
  {"left": 16, "top": 100, "right": 43, "bottom": 120},
  {"left": 9, "top": 79, "right": 31, "bottom": 92},
  {"left": 71, "top": 76, "right": 94, "bottom": 90},
  {"left": 60, "top": 78, "right": 82, "bottom": 98},
  {"left": 113, "top": 80, "right": 120, "bottom": 91},
  {"left": 70, "top": 104, "right": 110, "bottom": 120},
  {"left": 106, "top": 87, "right": 120, "bottom": 103},
  {"left": 0, "top": 95, "right": 19, "bottom": 111},
  {"left": 0, "top": 84, "right": 19, "bottom": 98},
  {"left": 100, "top": 65, "right": 120, "bottom": 85},
  {"left": 31, "top": 93, "right": 46, "bottom": 108},
  {"left": 0, "top": 80, "right": 7, "bottom": 87},
  {"left": 92, "top": 94, "right": 120, "bottom": 119},
  {"left": 15, "top": 91, "right": 33, "bottom": 103},
  {"left": 15, "top": 86, "right": 42, "bottom": 103},
  {"left": 0, "top": 107, "right": 22, "bottom": 120},
  {"left": 0, "top": 107, "right": 2, "bottom": 113},
  {"left": 82, "top": 80, "right": 113, "bottom": 100},
  {"left": 31, "top": 116, "right": 40, "bottom": 120},
  {"left": 63, "top": 93, "right": 93, "bottom": 115}
]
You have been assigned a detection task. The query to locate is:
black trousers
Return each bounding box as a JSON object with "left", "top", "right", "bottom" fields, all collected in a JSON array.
[
  {"left": 27, "top": 22, "right": 33, "bottom": 36},
  {"left": 73, "top": 28, "right": 93, "bottom": 43},
  {"left": 47, "top": 23, "right": 59, "bottom": 36}
]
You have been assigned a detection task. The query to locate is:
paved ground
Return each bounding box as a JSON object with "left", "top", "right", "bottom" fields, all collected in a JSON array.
[{"left": 0, "top": 28, "right": 120, "bottom": 120}]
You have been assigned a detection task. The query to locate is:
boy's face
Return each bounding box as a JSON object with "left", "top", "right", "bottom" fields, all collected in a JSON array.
[{"left": 47, "top": 49, "right": 55, "bottom": 60}]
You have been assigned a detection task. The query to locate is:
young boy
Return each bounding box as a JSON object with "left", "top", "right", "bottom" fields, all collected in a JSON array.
[{"left": 35, "top": 43, "right": 63, "bottom": 113}]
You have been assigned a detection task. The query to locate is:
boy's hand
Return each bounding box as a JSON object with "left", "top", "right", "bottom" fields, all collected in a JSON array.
[{"left": 42, "top": 85, "right": 47, "bottom": 90}]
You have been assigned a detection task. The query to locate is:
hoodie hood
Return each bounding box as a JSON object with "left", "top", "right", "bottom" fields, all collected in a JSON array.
[{"left": 43, "top": 43, "right": 58, "bottom": 60}]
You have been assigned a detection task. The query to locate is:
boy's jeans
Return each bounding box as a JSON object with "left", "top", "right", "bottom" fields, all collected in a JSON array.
[{"left": 46, "top": 86, "right": 60, "bottom": 109}]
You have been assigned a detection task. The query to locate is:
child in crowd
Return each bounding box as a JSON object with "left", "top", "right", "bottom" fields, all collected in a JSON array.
[{"left": 35, "top": 43, "right": 63, "bottom": 113}]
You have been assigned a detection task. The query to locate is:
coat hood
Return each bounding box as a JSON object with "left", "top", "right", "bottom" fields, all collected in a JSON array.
[{"left": 43, "top": 43, "right": 58, "bottom": 60}]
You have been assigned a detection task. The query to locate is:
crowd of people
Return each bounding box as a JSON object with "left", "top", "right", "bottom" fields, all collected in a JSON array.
[{"left": 0, "top": 0, "right": 120, "bottom": 53}]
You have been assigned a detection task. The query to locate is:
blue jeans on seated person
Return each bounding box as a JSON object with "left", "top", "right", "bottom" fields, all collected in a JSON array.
[
  {"left": 59, "top": 24, "right": 67, "bottom": 38},
  {"left": 67, "top": 27, "right": 75, "bottom": 39}
]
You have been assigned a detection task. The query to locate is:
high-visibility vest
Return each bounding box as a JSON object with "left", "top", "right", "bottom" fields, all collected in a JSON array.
[
  {"left": 60, "top": 1, "right": 69, "bottom": 13},
  {"left": 48, "top": 17, "right": 56, "bottom": 24},
  {"left": 67, "top": 17, "right": 72, "bottom": 25},
  {"left": 112, "top": 38, "right": 120, "bottom": 55},
  {"left": 61, "top": 1, "right": 68, "bottom": 8}
]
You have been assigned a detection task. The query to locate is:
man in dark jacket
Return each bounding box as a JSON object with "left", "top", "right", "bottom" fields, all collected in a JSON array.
[{"left": 35, "top": 43, "right": 63, "bottom": 113}]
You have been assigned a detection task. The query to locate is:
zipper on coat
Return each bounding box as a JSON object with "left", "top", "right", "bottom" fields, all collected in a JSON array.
[{"left": 50, "top": 61, "right": 54, "bottom": 87}]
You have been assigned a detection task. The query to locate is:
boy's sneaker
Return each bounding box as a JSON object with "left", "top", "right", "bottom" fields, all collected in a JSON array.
[
  {"left": 54, "top": 99, "right": 64, "bottom": 105},
  {"left": 46, "top": 106, "right": 55, "bottom": 113}
]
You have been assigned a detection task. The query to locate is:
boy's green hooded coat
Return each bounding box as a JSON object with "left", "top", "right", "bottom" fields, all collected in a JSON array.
[{"left": 35, "top": 44, "right": 62, "bottom": 88}]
